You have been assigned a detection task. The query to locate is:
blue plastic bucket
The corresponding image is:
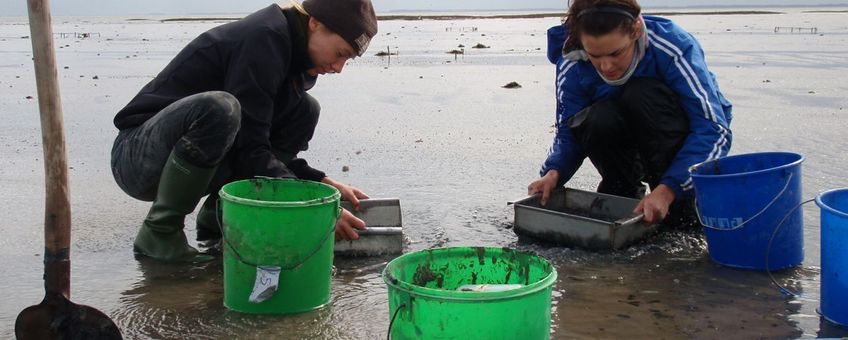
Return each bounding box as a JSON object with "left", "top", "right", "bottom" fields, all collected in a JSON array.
[
  {"left": 689, "top": 152, "right": 804, "bottom": 270},
  {"left": 816, "top": 188, "right": 848, "bottom": 327}
]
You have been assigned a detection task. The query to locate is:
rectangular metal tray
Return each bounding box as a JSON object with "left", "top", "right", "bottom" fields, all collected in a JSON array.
[
  {"left": 512, "top": 188, "right": 657, "bottom": 250},
  {"left": 335, "top": 198, "right": 404, "bottom": 256}
]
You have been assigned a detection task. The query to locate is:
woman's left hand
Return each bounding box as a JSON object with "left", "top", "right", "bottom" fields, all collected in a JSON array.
[{"left": 322, "top": 177, "right": 370, "bottom": 211}]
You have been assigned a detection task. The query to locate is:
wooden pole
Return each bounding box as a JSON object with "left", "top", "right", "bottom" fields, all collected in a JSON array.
[{"left": 27, "top": 0, "right": 71, "bottom": 299}]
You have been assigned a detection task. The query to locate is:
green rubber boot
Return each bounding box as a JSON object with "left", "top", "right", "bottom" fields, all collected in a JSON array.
[{"left": 133, "top": 151, "right": 216, "bottom": 262}]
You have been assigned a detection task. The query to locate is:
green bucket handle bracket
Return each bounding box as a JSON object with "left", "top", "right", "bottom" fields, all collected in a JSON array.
[
  {"left": 695, "top": 170, "right": 794, "bottom": 231},
  {"left": 215, "top": 195, "right": 337, "bottom": 271}
]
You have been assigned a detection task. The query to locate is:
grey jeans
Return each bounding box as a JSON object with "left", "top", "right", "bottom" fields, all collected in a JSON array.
[
  {"left": 111, "top": 91, "right": 241, "bottom": 201},
  {"left": 111, "top": 90, "right": 321, "bottom": 202}
]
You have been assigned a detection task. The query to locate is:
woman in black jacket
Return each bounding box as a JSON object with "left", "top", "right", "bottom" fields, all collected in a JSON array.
[{"left": 111, "top": 0, "right": 378, "bottom": 262}]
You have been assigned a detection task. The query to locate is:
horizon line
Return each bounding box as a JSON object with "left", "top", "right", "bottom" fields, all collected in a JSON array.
[{"left": 0, "top": 3, "right": 846, "bottom": 18}]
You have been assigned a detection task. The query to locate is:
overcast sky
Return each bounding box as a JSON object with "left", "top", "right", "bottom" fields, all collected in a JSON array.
[{"left": 3, "top": 0, "right": 848, "bottom": 17}]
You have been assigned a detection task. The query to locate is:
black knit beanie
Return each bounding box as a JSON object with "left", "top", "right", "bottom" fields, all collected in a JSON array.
[{"left": 302, "top": 0, "right": 378, "bottom": 56}]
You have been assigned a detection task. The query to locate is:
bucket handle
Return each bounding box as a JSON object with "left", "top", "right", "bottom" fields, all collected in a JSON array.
[
  {"left": 215, "top": 200, "right": 337, "bottom": 270},
  {"left": 765, "top": 197, "right": 815, "bottom": 297},
  {"left": 696, "top": 171, "right": 794, "bottom": 231},
  {"left": 386, "top": 303, "right": 406, "bottom": 340}
]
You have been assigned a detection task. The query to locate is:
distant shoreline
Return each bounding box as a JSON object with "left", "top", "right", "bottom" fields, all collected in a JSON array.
[{"left": 156, "top": 10, "right": 784, "bottom": 23}]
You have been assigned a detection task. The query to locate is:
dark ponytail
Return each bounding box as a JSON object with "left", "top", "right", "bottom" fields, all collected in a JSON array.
[{"left": 563, "top": 0, "right": 641, "bottom": 53}]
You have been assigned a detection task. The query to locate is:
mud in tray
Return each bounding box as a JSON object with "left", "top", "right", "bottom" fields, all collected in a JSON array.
[{"left": 512, "top": 188, "right": 657, "bottom": 250}]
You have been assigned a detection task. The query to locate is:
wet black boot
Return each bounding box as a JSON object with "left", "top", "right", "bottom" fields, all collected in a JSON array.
[{"left": 133, "top": 151, "right": 215, "bottom": 262}]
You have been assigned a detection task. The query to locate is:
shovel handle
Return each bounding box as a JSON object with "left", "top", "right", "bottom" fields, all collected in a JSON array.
[{"left": 28, "top": 0, "right": 71, "bottom": 297}]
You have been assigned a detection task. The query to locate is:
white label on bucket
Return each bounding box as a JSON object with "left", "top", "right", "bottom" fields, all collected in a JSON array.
[
  {"left": 704, "top": 217, "right": 744, "bottom": 229},
  {"left": 457, "top": 284, "right": 524, "bottom": 292},
  {"left": 249, "top": 266, "right": 281, "bottom": 303}
]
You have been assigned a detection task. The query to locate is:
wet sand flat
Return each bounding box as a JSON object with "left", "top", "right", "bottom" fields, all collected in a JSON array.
[{"left": 2, "top": 7, "right": 848, "bottom": 339}]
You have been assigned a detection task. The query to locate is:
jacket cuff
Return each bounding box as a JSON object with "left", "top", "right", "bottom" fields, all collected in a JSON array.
[
  {"left": 285, "top": 158, "right": 326, "bottom": 182},
  {"left": 660, "top": 177, "right": 687, "bottom": 200}
]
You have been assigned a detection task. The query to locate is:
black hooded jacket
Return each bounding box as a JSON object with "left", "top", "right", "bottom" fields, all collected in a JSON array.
[{"left": 113, "top": 5, "right": 325, "bottom": 180}]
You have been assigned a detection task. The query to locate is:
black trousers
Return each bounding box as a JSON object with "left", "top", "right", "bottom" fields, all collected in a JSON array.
[
  {"left": 568, "top": 78, "right": 689, "bottom": 199},
  {"left": 111, "top": 91, "right": 320, "bottom": 202}
]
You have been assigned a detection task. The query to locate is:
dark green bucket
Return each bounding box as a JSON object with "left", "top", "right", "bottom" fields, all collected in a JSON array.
[
  {"left": 219, "top": 178, "right": 340, "bottom": 314},
  {"left": 383, "top": 247, "right": 558, "bottom": 339}
]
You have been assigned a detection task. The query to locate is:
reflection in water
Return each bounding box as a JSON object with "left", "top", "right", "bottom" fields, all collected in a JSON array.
[
  {"left": 113, "top": 256, "right": 392, "bottom": 339},
  {"left": 107, "top": 223, "right": 822, "bottom": 339},
  {"left": 514, "top": 228, "right": 811, "bottom": 339},
  {"left": 818, "top": 318, "right": 848, "bottom": 338},
  {"left": 115, "top": 260, "right": 234, "bottom": 339}
]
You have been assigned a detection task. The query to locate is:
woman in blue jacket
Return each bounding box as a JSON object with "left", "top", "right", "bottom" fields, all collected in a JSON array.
[{"left": 528, "top": 0, "right": 732, "bottom": 225}]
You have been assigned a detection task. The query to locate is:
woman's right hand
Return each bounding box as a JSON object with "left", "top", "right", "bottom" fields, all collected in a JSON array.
[{"left": 527, "top": 170, "right": 560, "bottom": 206}]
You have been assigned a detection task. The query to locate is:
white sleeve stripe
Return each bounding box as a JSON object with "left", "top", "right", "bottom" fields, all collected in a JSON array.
[
  {"left": 547, "top": 60, "right": 578, "bottom": 172},
  {"left": 649, "top": 30, "right": 718, "bottom": 123},
  {"left": 677, "top": 125, "right": 727, "bottom": 190},
  {"left": 557, "top": 57, "right": 572, "bottom": 72},
  {"left": 648, "top": 30, "right": 729, "bottom": 191},
  {"left": 556, "top": 61, "right": 577, "bottom": 87},
  {"left": 556, "top": 61, "right": 578, "bottom": 105},
  {"left": 706, "top": 125, "right": 726, "bottom": 161},
  {"left": 678, "top": 126, "right": 728, "bottom": 191},
  {"left": 649, "top": 36, "right": 710, "bottom": 121},
  {"left": 541, "top": 146, "right": 554, "bottom": 173},
  {"left": 708, "top": 126, "right": 729, "bottom": 161}
]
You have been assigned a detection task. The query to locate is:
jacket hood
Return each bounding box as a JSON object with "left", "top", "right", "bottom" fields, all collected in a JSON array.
[{"left": 547, "top": 24, "right": 567, "bottom": 64}]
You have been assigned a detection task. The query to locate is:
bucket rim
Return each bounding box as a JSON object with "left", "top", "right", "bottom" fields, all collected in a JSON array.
[
  {"left": 381, "top": 247, "right": 558, "bottom": 302},
  {"left": 689, "top": 152, "right": 804, "bottom": 179},
  {"left": 219, "top": 178, "right": 341, "bottom": 208},
  {"left": 816, "top": 188, "right": 848, "bottom": 219}
]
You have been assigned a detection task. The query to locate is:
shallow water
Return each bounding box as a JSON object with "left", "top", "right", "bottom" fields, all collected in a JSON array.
[{"left": 2, "top": 8, "right": 848, "bottom": 339}]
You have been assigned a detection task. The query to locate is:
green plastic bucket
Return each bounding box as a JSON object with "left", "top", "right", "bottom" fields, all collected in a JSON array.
[
  {"left": 383, "top": 247, "right": 558, "bottom": 339},
  {"left": 219, "top": 178, "right": 340, "bottom": 314}
]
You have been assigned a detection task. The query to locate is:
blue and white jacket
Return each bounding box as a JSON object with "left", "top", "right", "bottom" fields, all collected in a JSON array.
[{"left": 542, "top": 16, "right": 733, "bottom": 198}]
